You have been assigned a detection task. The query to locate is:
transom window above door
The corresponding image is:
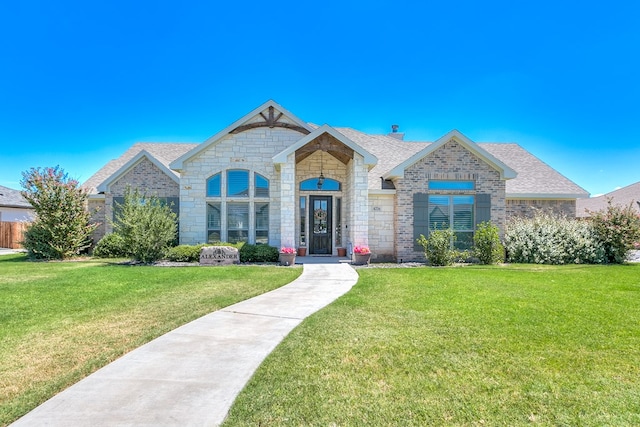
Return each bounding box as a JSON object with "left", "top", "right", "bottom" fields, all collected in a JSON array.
[{"left": 299, "top": 178, "right": 341, "bottom": 191}]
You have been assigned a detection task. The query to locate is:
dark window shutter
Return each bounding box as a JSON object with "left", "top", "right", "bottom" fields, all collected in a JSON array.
[
  {"left": 112, "top": 197, "right": 125, "bottom": 223},
  {"left": 413, "top": 193, "right": 429, "bottom": 251},
  {"left": 475, "top": 194, "right": 491, "bottom": 226}
]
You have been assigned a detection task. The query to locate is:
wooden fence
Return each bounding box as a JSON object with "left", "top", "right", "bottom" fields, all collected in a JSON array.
[{"left": 0, "top": 221, "right": 28, "bottom": 249}]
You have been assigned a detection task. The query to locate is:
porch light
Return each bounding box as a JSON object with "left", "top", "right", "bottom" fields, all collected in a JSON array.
[{"left": 317, "top": 148, "right": 325, "bottom": 189}]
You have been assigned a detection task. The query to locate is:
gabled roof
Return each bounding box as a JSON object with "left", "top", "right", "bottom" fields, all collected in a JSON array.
[
  {"left": 96, "top": 150, "right": 180, "bottom": 192},
  {"left": 83, "top": 143, "right": 197, "bottom": 193},
  {"left": 385, "top": 130, "right": 518, "bottom": 180},
  {"left": 272, "top": 125, "right": 377, "bottom": 166},
  {"left": 170, "top": 100, "right": 314, "bottom": 171},
  {"left": 0, "top": 185, "right": 32, "bottom": 209},
  {"left": 576, "top": 181, "right": 640, "bottom": 218}
]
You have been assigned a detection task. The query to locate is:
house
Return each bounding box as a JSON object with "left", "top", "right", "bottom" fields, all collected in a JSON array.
[
  {"left": 0, "top": 185, "right": 34, "bottom": 222},
  {"left": 576, "top": 181, "right": 640, "bottom": 218},
  {"left": 83, "top": 100, "right": 588, "bottom": 261}
]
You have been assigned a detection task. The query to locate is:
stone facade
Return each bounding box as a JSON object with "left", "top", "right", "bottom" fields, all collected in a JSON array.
[
  {"left": 506, "top": 199, "right": 576, "bottom": 218},
  {"left": 394, "top": 139, "right": 506, "bottom": 262},
  {"left": 368, "top": 192, "right": 395, "bottom": 261},
  {"left": 178, "top": 128, "right": 300, "bottom": 246}
]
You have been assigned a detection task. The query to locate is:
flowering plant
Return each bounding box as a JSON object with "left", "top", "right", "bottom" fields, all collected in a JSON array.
[
  {"left": 280, "top": 247, "right": 296, "bottom": 254},
  {"left": 353, "top": 246, "right": 370, "bottom": 254}
]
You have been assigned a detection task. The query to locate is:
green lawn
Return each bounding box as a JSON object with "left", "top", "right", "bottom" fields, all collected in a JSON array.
[
  {"left": 0, "top": 254, "right": 301, "bottom": 426},
  {"left": 224, "top": 264, "right": 640, "bottom": 426}
]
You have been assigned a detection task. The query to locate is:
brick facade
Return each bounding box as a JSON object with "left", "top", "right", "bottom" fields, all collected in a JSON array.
[
  {"left": 506, "top": 199, "right": 576, "bottom": 218},
  {"left": 394, "top": 139, "right": 506, "bottom": 262}
]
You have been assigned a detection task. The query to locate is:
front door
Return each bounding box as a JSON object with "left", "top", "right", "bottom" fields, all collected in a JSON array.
[{"left": 310, "top": 196, "right": 332, "bottom": 255}]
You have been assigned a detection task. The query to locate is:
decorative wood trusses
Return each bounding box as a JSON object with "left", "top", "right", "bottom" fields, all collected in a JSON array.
[
  {"left": 295, "top": 133, "right": 355, "bottom": 164},
  {"left": 231, "top": 106, "right": 311, "bottom": 135}
]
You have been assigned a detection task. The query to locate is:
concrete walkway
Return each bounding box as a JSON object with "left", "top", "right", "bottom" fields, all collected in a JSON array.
[{"left": 11, "top": 263, "right": 359, "bottom": 427}]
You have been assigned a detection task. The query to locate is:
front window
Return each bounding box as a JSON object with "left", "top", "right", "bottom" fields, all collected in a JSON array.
[
  {"left": 429, "top": 195, "right": 475, "bottom": 249},
  {"left": 207, "top": 202, "right": 221, "bottom": 242},
  {"left": 227, "top": 170, "right": 249, "bottom": 197},
  {"left": 206, "top": 170, "right": 271, "bottom": 244},
  {"left": 227, "top": 203, "right": 249, "bottom": 243}
]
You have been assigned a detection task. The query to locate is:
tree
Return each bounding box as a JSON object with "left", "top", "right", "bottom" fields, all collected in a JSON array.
[
  {"left": 112, "top": 187, "right": 177, "bottom": 263},
  {"left": 589, "top": 199, "right": 640, "bottom": 264},
  {"left": 20, "top": 166, "right": 97, "bottom": 260}
]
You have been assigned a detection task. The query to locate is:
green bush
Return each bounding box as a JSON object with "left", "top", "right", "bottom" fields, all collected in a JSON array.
[
  {"left": 417, "top": 229, "right": 458, "bottom": 266},
  {"left": 93, "top": 233, "right": 127, "bottom": 258},
  {"left": 113, "top": 188, "right": 178, "bottom": 263},
  {"left": 239, "top": 244, "right": 279, "bottom": 262},
  {"left": 504, "top": 212, "right": 605, "bottom": 264},
  {"left": 164, "top": 244, "right": 204, "bottom": 262},
  {"left": 473, "top": 221, "right": 504, "bottom": 264},
  {"left": 588, "top": 200, "right": 640, "bottom": 264}
]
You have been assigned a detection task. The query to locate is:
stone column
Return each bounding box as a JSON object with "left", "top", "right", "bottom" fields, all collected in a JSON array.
[{"left": 279, "top": 153, "right": 296, "bottom": 248}]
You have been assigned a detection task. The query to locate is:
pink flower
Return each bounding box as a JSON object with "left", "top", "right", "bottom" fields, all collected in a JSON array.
[
  {"left": 280, "top": 247, "right": 296, "bottom": 254},
  {"left": 353, "top": 246, "right": 370, "bottom": 254}
]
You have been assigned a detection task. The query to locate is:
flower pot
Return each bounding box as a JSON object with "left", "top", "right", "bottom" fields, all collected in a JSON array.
[
  {"left": 279, "top": 253, "right": 296, "bottom": 266},
  {"left": 337, "top": 247, "right": 347, "bottom": 257},
  {"left": 297, "top": 247, "right": 307, "bottom": 257},
  {"left": 353, "top": 253, "right": 371, "bottom": 266}
]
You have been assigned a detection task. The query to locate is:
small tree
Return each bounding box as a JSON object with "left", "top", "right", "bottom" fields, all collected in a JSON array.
[
  {"left": 417, "top": 228, "right": 457, "bottom": 266},
  {"left": 589, "top": 199, "right": 640, "bottom": 264},
  {"left": 113, "top": 187, "right": 177, "bottom": 263},
  {"left": 473, "top": 221, "right": 504, "bottom": 264},
  {"left": 20, "top": 166, "right": 97, "bottom": 260}
]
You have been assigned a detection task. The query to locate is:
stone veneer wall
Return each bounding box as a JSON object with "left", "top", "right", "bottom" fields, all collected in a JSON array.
[
  {"left": 368, "top": 193, "right": 395, "bottom": 261},
  {"left": 347, "top": 153, "right": 369, "bottom": 253},
  {"left": 395, "top": 139, "right": 506, "bottom": 262},
  {"left": 178, "top": 128, "right": 303, "bottom": 246},
  {"left": 103, "top": 157, "right": 179, "bottom": 235},
  {"left": 506, "top": 199, "right": 576, "bottom": 218}
]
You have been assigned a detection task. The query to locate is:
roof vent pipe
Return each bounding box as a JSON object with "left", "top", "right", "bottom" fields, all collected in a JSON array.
[{"left": 388, "top": 124, "right": 405, "bottom": 141}]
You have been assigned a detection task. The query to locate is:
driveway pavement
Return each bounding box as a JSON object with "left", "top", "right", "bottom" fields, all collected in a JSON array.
[{"left": 10, "top": 263, "right": 359, "bottom": 426}]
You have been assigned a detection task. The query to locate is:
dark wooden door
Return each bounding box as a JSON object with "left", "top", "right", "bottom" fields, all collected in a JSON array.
[{"left": 310, "top": 196, "right": 332, "bottom": 255}]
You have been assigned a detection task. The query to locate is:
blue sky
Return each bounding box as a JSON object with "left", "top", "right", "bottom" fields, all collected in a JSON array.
[{"left": 1, "top": 0, "right": 638, "bottom": 196}]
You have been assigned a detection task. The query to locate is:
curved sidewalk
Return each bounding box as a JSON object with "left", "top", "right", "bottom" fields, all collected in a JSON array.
[{"left": 11, "top": 263, "right": 359, "bottom": 427}]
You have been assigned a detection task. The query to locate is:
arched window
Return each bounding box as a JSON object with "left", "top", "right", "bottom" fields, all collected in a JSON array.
[
  {"left": 255, "top": 173, "right": 269, "bottom": 197},
  {"left": 206, "top": 173, "right": 221, "bottom": 197},
  {"left": 227, "top": 170, "right": 249, "bottom": 197},
  {"left": 299, "top": 178, "right": 341, "bottom": 191}
]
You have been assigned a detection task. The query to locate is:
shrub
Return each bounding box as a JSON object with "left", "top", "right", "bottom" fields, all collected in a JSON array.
[
  {"left": 165, "top": 244, "right": 203, "bottom": 262},
  {"left": 473, "top": 221, "right": 504, "bottom": 264},
  {"left": 20, "top": 166, "right": 97, "bottom": 259},
  {"left": 239, "top": 244, "right": 279, "bottom": 262},
  {"left": 417, "top": 229, "right": 458, "bottom": 266},
  {"left": 588, "top": 199, "right": 640, "bottom": 264},
  {"left": 504, "top": 212, "right": 605, "bottom": 264},
  {"left": 93, "top": 233, "right": 127, "bottom": 258},
  {"left": 113, "top": 187, "right": 178, "bottom": 263}
]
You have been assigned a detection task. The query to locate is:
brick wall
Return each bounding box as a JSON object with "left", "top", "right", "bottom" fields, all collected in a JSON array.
[
  {"left": 506, "top": 199, "right": 576, "bottom": 218},
  {"left": 395, "top": 139, "right": 506, "bottom": 262},
  {"left": 104, "top": 157, "right": 180, "bottom": 234}
]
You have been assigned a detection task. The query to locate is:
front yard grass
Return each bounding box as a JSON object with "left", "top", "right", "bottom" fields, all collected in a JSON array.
[
  {"left": 224, "top": 264, "right": 640, "bottom": 426},
  {"left": 0, "top": 254, "right": 301, "bottom": 426}
]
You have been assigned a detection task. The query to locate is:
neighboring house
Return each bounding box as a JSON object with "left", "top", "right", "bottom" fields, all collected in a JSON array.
[
  {"left": 0, "top": 185, "right": 34, "bottom": 222},
  {"left": 83, "top": 100, "right": 588, "bottom": 261},
  {"left": 576, "top": 181, "right": 640, "bottom": 218}
]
